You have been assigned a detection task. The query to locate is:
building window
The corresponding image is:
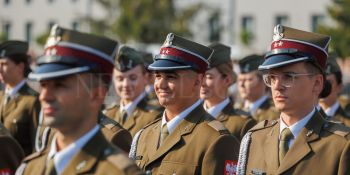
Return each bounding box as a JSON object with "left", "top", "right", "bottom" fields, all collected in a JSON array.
[
  {"left": 26, "top": 0, "right": 31, "bottom": 4},
  {"left": 72, "top": 21, "right": 80, "bottom": 30},
  {"left": 48, "top": 0, "right": 54, "bottom": 3},
  {"left": 4, "top": 0, "right": 10, "bottom": 5},
  {"left": 2, "top": 22, "right": 11, "bottom": 40},
  {"left": 240, "top": 16, "right": 254, "bottom": 45},
  {"left": 275, "top": 15, "right": 289, "bottom": 26},
  {"left": 208, "top": 12, "right": 220, "bottom": 42},
  {"left": 311, "top": 15, "right": 325, "bottom": 32},
  {"left": 25, "top": 22, "right": 33, "bottom": 42}
]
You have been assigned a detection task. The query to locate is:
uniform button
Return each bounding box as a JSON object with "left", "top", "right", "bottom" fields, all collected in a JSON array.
[{"left": 306, "top": 130, "right": 313, "bottom": 137}]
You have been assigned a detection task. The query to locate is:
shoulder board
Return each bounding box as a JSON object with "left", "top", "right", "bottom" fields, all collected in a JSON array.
[
  {"left": 249, "top": 120, "right": 278, "bottom": 132},
  {"left": 105, "top": 147, "right": 136, "bottom": 170},
  {"left": 22, "top": 150, "right": 45, "bottom": 162},
  {"left": 207, "top": 120, "right": 230, "bottom": 135},
  {"left": 142, "top": 117, "right": 162, "bottom": 129},
  {"left": 99, "top": 115, "right": 119, "bottom": 130},
  {"left": 323, "top": 121, "right": 350, "bottom": 138},
  {"left": 104, "top": 103, "right": 118, "bottom": 111},
  {"left": 233, "top": 109, "right": 250, "bottom": 117}
]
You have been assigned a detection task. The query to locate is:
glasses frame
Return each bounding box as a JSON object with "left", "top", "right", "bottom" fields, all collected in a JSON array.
[{"left": 263, "top": 72, "right": 316, "bottom": 88}]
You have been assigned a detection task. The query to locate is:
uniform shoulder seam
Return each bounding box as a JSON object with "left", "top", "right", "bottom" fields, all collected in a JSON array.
[
  {"left": 323, "top": 122, "right": 350, "bottom": 138},
  {"left": 249, "top": 120, "right": 277, "bottom": 132}
]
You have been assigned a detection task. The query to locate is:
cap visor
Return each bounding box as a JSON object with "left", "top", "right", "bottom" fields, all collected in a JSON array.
[
  {"left": 148, "top": 59, "right": 191, "bottom": 71},
  {"left": 28, "top": 63, "right": 90, "bottom": 81},
  {"left": 258, "top": 55, "right": 310, "bottom": 70}
]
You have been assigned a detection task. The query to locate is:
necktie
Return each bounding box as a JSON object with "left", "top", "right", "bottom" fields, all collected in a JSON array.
[
  {"left": 279, "top": 128, "right": 293, "bottom": 164},
  {"left": 3, "top": 94, "right": 10, "bottom": 105},
  {"left": 117, "top": 110, "right": 128, "bottom": 124},
  {"left": 44, "top": 157, "right": 57, "bottom": 175},
  {"left": 159, "top": 124, "right": 169, "bottom": 147}
]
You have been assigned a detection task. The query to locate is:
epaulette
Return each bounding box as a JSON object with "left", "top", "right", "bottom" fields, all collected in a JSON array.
[
  {"left": 207, "top": 120, "right": 230, "bottom": 135},
  {"left": 234, "top": 109, "right": 250, "bottom": 117},
  {"left": 323, "top": 121, "right": 350, "bottom": 138},
  {"left": 143, "top": 117, "right": 162, "bottom": 129},
  {"left": 22, "top": 150, "right": 45, "bottom": 162},
  {"left": 249, "top": 120, "right": 278, "bottom": 132},
  {"left": 105, "top": 147, "right": 135, "bottom": 170},
  {"left": 104, "top": 102, "right": 118, "bottom": 111}
]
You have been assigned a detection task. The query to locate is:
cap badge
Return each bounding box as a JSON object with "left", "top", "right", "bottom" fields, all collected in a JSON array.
[
  {"left": 273, "top": 24, "right": 284, "bottom": 41},
  {"left": 45, "top": 24, "right": 62, "bottom": 47},
  {"left": 163, "top": 33, "right": 174, "bottom": 47}
]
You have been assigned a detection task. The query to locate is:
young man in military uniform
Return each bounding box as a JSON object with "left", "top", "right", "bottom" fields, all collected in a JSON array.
[
  {"left": 319, "top": 54, "right": 350, "bottom": 127},
  {"left": 16, "top": 25, "right": 143, "bottom": 175},
  {"left": 129, "top": 33, "right": 240, "bottom": 175},
  {"left": 237, "top": 25, "right": 350, "bottom": 175},
  {"left": 104, "top": 46, "right": 161, "bottom": 137},
  {"left": 0, "top": 122, "right": 24, "bottom": 175},
  {"left": 236, "top": 54, "right": 279, "bottom": 122},
  {"left": 200, "top": 43, "right": 256, "bottom": 140},
  {"left": 0, "top": 40, "right": 41, "bottom": 156}
]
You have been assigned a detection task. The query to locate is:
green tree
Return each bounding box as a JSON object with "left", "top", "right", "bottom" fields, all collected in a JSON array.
[
  {"left": 91, "top": 0, "right": 201, "bottom": 43},
  {"left": 318, "top": 0, "right": 350, "bottom": 59}
]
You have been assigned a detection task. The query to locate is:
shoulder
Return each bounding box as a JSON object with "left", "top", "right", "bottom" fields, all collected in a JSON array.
[
  {"left": 323, "top": 121, "right": 350, "bottom": 140},
  {"left": 103, "top": 146, "right": 141, "bottom": 172},
  {"left": 249, "top": 119, "right": 278, "bottom": 133},
  {"left": 206, "top": 120, "right": 231, "bottom": 135},
  {"left": 99, "top": 114, "right": 123, "bottom": 132},
  {"left": 103, "top": 103, "right": 119, "bottom": 112}
]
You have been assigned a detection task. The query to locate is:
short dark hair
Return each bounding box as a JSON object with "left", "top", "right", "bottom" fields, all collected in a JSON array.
[
  {"left": 8, "top": 53, "right": 31, "bottom": 77},
  {"left": 333, "top": 71, "right": 343, "bottom": 85}
]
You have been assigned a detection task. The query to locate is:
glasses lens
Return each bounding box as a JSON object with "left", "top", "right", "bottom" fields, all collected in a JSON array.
[
  {"left": 282, "top": 74, "right": 294, "bottom": 87},
  {"left": 263, "top": 74, "right": 272, "bottom": 87}
]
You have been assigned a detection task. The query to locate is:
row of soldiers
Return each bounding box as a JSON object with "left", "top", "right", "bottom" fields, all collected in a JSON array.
[{"left": 0, "top": 23, "right": 349, "bottom": 175}]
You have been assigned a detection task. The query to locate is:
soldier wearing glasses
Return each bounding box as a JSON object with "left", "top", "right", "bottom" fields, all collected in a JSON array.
[{"left": 237, "top": 25, "right": 350, "bottom": 175}]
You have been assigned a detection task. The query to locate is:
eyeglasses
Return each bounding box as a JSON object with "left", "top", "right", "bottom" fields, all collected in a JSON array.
[{"left": 263, "top": 72, "right": 316, "bottom": 88}]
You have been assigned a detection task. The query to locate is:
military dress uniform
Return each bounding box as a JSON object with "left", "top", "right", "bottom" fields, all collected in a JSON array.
[
  {"left": 36, "top": 113, "right": 132, "bottom": 152},
  {"left": 203, "top": 43, "right": 256, "bottom": 140},
  {"left": 0, "top": 41, "right": 41, "bottom": 156},
  {"left": 237, "top": 25, "right": 350, "bottom": 175},
  {"left": 18, "top": 130, "right": 143, "bottom": 175},
  {"left": 104, "top": 98, "right": 161, "bottom": 137},
  {"left": 130, "top": 33, "right": 240, "bottom": 175},
  {"left": 18, "top": 25, "right": 143, "bottom": 175},
  {"left": 237, "top": 54, "right": 279, "bottom": 122},
  {"left": 0, "top": 123, "right": 24, "bottom": 175},
  {"left": 319, "top": 104, "right": 350, "bottom": 127}
]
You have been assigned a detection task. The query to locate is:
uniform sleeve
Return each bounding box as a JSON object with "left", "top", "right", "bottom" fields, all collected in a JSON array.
[
  {"left": 0, "top": 136, "right": 25, "bottom": 174},
  {"left": 338, "top": 140, "right": 350, "bottom": 175},
  {"left": 110, "top": 129, "right": 132, "bottom": 153},
  {"left": 240, "top": 118, "right": 257, "bottom": 140},
  {"left": 202, "top": 134, "right": 240, "bottom": 175}
]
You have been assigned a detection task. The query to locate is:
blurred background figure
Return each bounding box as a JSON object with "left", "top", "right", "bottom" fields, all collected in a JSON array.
[{"left": 236, "top": 54, "right": 279, "bottom": 122}]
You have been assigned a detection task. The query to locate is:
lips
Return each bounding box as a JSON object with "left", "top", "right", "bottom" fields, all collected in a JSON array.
[
  {"left": 43, "top": 106, "right": 57, "bottom": 116},
  {"left": 274, "top": 95, "right": 287, "bottom": 102}
]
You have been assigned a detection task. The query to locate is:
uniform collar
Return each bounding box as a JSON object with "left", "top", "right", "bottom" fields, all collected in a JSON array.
[
  {"left": 4, "top": 79, "right": 26, "bottom": 97},
  {"left": 204, "top": 97, "right": 230, "bottom": 118},
  {"left": 245, "top": 95, "right": 268, "bottom": 114},
  {"left": 47, "top": 125, "right": 100, "bottom": 175},
  {"left": 120, "top": 91, "right": 147, "bottom": 117},
  {"left": 279, "top": 108, "right": 315, "bottom": 145},
  {"left": 161, "top": 99, "right": 202, "bottom": 134},
  {"left": 324, "top": 101, "right": 340, "bottom": 118}
]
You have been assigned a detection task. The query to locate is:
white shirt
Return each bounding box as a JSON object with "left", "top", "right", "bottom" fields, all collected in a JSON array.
[
  {"left": 4, "top": 80, "right": 26, "bottom": 98},
  {"left": 324, "top": 101, "right": 340, "bottom": 118},
  {"left": 204, "top": 98, "right": 230, "bottom": 119},
  {"left": 120, "top": 91, "right": 147, "bottom": 119},
  {"left": 244, "top": 95, "right": 268, "bottom": 114},
  {"left": 279, "top": 108, "right": 315, "bottom": 148},
  {"left": 47, "top": 125, "right": 100, "bottom": 175},
  {"left": 161, "top": 99, "right": 202, "bottom": 134}
]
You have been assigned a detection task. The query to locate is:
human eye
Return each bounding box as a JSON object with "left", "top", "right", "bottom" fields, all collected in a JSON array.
[{"left": 129, "top": 74, "right": 138, "bottom": 81}]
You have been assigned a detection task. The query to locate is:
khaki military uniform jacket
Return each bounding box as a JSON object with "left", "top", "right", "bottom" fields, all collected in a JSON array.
[
  {"left": 131, "top": 105, "right": 240, "bottom": 175},
  {"left": 0, "top": 123, "right": 24, "bottom": 175},
  {"left": 104, "top": 98, "right": 161, "bottom": 137},
  {"left": 252, "top": 98, "right": 279, "bottom": 122},
  {"left": 239, "top": 111, "right": 350, "bottom": 175},
  {"left": 17, "top": 130, "right": 144, "bottom": 175},
  {"left": 36, "top": 113, "right": 132, "bottom": 152},
  {"left": 319, "top": 106, "right": 350, "bottom": 128},
  {"left": 0, "top": 83, "right": 40, "bottom": 155},
  {"left": 216, "top": 101, "right": 256, "bottom": 140}
]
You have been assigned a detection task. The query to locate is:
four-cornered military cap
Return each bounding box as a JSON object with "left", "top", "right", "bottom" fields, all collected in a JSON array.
[
  {"left": 238, "top": 54, "right": 264, "bottom": 73},
  {"left": 259, "top": 25, "right": 331, "bottom": 71},
  {"left": 0, "top": 40, "right": 28, "bottom": 58},
  {"left": 115, "top": 46, "right": 143, "bottom": 72},
  {"left": 208, "top": 43, "right": 231, "bottom": 68},
  {"left": 29, "top": 24, "right": 119, "bottom": 81},
  {"left": 148, "top": 33, "right": 213, "bottom": 73},
  {"left": 326, "top": 53, "right": 341, "bottom": 75}
]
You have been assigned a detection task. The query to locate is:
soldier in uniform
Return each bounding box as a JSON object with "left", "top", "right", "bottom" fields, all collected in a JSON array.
[
  {"left": 200, "top": 43, "right": 256, "bottom": 140},
  {"left": 104, "top": 46, "right": 161, "bottom": 137},
  {"left": 129, "top": 33, "right": 240, "bottom": 175},
  {"left": 16, "top": 25, "right": 143, "bottom": 175},
  {"left": 237, "top": 25, "right": 350, "bottom": 175},
  {"left": 319, "top": 54, "right": 350, "bottom": 126},
  {"left": 0, "top": 40, "right": 41, "bottom": 155},
  {"left": 237, "top": 54, "right": 279, "bottom": 122},
  {"left": 0, "top": 122, "right": 24, "bottom": 175}
]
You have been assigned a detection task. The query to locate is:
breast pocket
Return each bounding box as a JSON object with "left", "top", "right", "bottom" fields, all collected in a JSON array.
[{"left": 157, "top": 161, "right": 199, "bottom": 175}]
